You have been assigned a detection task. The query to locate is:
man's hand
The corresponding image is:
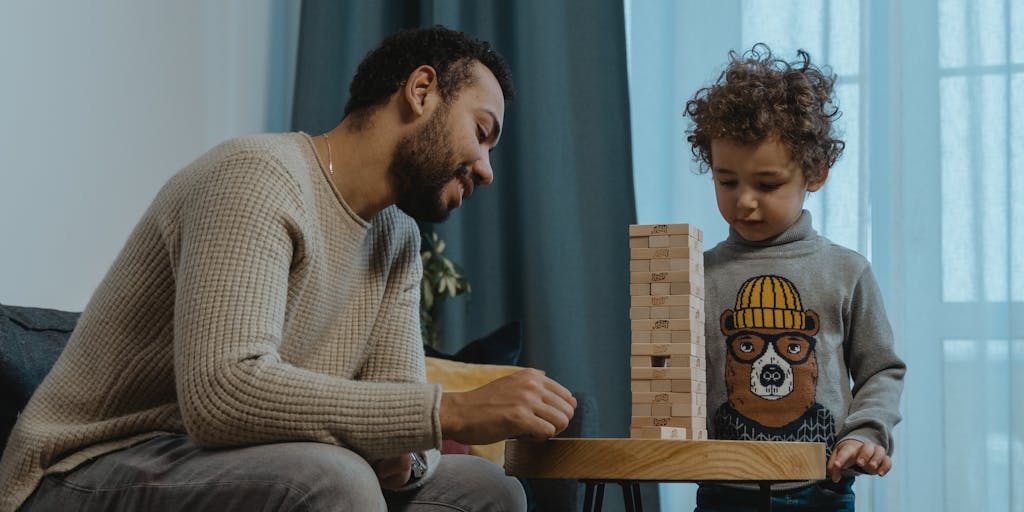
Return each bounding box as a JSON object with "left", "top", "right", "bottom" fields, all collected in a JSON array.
[
  {"left": 826, "top": 439, "right": 891, "bottom": 482},
  {"left": 439, "top": 368, "right": 577, "bottom": 445},
  {"left": 372, "top": 454, "right": 413, "bottom": 490}
]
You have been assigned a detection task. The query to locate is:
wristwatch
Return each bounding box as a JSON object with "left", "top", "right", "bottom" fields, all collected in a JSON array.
[{"left": 409, "top": 452, "right": 427, "bottom": 482}]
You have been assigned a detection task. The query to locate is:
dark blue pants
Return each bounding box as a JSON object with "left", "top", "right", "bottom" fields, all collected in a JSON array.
[{"left": 695, "top": 478, "right": 855, "bottom": 512}]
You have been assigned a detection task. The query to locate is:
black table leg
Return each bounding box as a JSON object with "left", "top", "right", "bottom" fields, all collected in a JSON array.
[
  {"left": 594, "top": 482, "right": 605, "bottom": 512},
  {"left": 583, "top": 481, "right": 595, "bottom": 512},
  {"left": 620, "top": 481, "right": 635, "bottom": 512},
  {"left": 758, "top": 482, "right": 772, "bottom": 512},
  {"left": 625, "top": 481, "right": 643, "bottom": 511}
]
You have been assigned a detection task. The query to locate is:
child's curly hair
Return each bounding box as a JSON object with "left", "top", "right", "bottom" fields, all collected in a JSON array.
[{"left": 684, "top": 43, "right": 844, "bottom": 183}]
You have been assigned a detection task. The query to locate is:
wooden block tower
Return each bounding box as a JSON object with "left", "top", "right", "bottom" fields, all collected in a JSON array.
[{"left": 627, "top": 224, "right": 708, "bottom": 440}]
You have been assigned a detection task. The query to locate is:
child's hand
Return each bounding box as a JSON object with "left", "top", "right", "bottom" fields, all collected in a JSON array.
[{"left": 826, "top": 439, "right": 891, "bottom": 482}]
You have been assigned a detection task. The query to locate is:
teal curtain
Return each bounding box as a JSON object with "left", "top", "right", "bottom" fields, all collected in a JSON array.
[{"left": 292, "top": 1, "right": 644, "bottom": 510}]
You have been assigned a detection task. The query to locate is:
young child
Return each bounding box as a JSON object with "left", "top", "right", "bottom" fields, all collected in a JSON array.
[{"left": 684, "top": 44, "right": 906, "bottom": 511}]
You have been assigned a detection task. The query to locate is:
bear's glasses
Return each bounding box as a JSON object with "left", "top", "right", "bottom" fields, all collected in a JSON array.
[{"left": 726, "top": 331, "right": 816, "bottom": 364}]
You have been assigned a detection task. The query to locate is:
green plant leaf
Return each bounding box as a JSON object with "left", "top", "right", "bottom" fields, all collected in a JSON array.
[{"left": 419, "top": 229, "right": 472, "bottom": 348}]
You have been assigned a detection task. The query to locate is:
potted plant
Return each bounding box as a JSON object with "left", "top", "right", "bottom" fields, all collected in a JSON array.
[{"left": 419, "top": 231, "right": 471, "bottom": 348}]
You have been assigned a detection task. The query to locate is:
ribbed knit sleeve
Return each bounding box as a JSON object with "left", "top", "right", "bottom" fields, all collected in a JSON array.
[
  {"left": 354, "top": 214, "right": 444, "bottom": 483},
  {"left": 359, "top": 215, "right": 427, "bottom": 385}
]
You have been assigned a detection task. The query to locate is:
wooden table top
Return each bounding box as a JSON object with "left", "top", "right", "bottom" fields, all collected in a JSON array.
[{"left": 504, "top": 438, "right": 825, "bottom": 482}]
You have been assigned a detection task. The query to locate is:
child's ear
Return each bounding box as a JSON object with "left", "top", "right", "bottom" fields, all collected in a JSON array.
[{"left": 806, "top": 166, "right": 829, "bottom": 192}]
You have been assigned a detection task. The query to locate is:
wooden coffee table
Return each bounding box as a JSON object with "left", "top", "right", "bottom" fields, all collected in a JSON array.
[{"left": 505, "top": 438, "right": 826, "bottom": 512}]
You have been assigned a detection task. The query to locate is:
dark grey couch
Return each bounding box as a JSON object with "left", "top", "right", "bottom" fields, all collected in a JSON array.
[
  {"left": 0, "top": 303, "right": 80, "bottom": 448},
  {"left": 0, "top": 303, "right": 595, "bottom": 511}
]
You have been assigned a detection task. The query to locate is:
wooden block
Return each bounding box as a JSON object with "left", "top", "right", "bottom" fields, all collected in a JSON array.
[
  {"left": 650, "top": 283, "right": 671, "bottom": 295},
  {"left": 630, "top": 416, "right": 657, "bottom": 427},
  {"left": 650, "top": 331, "right": 673, "bottom": 343},
  {"left": 629, "top": 259, "right": 650, "bottom": 272},
  {"left": 670, "top": 281, "right": 704, "bottom": 298},
  {"left": 631, "top": 391, "right": 669, "bottom": 404},
  {"left": 630, "top": 355, "right": 655, "bottom": 367},
  {"left": 671, "top": 379, "right": 707, "bottom": 394},
  {"left": 630, "top": 426, "right": 688, "bottom": 439},
  {"left": 632, "top": 403, "right": 652, "bottom": 416},
  {"left": 667, "top": 234, "right": 700, "bottom": 252},
  {"left": 689, "top": 306, "right": 706, "bottom": 324},
  {"left": 631, "top": 247, "right": 697, "bottom": 260},
  {"left": 632, "top": 367, "right": 706, "bottom": 381},
  {"left": 629, "top": 307, "right": 650, "bottom": 320},
  {"left": 647, "top": 306, "right": 674, "bottom": 319},
  {"left": 648, "top": 235, "right": 671, "bottom": 247},
  {"left": 632, "top": 343, "right": 703, "bottom": 357},
  {"left": 631, "top": 331, "right": 652, "bottom": 343},
  {"left": 652, "top": 305, "right": 703, "bottom": 325},
  {"left": 650, "top": 379, "right": 672, "bottom": 392},
  {"left": 648, "top": 258, "right": 672, "bottom": 272},
  {"left": 630, "top": 355, "right": 672, "bottom": 368},
  {"left": 629, "top": 283, "right": 650, "bottom": 296},
  {"left": 629, "top": 270, "right": 694, "bottom": 284},
  {"left": 654, "top": 416, "right": 706, "bottom": 430},
  {"left": 667, "top": 234, "right": 692, "bottom": 247},
  {"left": 632, "top": 392, "right": 705, "bottom": 407},
  {"left": 631, "top": 294, "right": 702, "bottom": 308},
  {"left": 671, "top": 330, "right": 705, "bottom": 344},
  {"left": 628, "top": 224, "right": 694, "bottom": 236},
  {"left": 631, "top": 416, "right": 705, "bottom": 429},
  {"left": 649, "top": 258, "right": 701, "bottom": 272},
  {"left": 671, "top": 403, "right": 707, "bottom": 417},
  {"left": 649, "top": 305, "right": 701, "bottom": 320},
  {"left": 652, "top": 403, "right": 672, "bottom": 416},
  {"left": 631, "top": 319, "right": 684, "bottom": 332},
  {"left": 631, "top": 380, "right": 651, "bottom": 392},
  {"left": 629, "top": 237, "right": 649, "bottom": 249},
  {"left": 662, "top": 355, "right": 703, "bottom": 370},
  {"left": 631, "top": 319, "right": 692, "bottom": 332},
  {"left": 635, "top": 331, "right": 702, "bottom": 345},
  {"left": 503, "top": 438, "right": 828, "bottom": 481}
]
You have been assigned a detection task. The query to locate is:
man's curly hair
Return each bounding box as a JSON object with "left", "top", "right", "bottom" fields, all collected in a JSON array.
[
  {"left": 344, "top": 26, "right": 514, "bottom": 126},
  {"left": 684, "top": 43, "right": 844, "bottom": 183}
]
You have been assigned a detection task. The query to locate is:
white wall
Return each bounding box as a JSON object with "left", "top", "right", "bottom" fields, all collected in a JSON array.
[{"left": 0, "top": 0, "right": 301, "bottom": 310}]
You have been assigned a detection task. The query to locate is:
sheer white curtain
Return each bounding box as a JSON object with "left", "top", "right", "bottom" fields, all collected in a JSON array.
[{"left": 625, "top": 0, "right": 1023, "bottom": 510}]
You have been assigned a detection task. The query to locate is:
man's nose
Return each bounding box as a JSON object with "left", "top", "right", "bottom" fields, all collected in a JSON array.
[{"left": 473, "top": 154, "right": 494, "bottom": 186}]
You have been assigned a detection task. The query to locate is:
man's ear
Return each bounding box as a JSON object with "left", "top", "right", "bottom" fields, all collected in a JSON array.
[
  {"left": 403, "top": 65, "right": 438, "bottom": 117},
  {"left": 806, "top": 166, "right": 829, "bottom": 192}
]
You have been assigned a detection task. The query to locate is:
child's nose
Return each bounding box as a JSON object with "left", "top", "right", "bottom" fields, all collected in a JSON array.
[{"left": 737, "top": 188, "right": 757, "bottom": 209}]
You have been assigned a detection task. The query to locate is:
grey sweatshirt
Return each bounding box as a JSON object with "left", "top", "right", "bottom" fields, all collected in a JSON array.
[{"left": 704, "top": 211, "right": 905, "bottom": 484}]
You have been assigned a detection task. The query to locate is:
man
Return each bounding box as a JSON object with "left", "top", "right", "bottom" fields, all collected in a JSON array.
[{"left": 1, "top": 26, "right": 576, "bottom": 512}]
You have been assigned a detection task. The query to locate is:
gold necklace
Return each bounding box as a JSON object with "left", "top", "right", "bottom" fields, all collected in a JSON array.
[{"left": 321, "top": 133, "right": 334, "bottom": 176}]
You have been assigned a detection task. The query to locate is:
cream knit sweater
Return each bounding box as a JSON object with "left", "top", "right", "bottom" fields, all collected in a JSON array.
[{"left": 0, "top": 133, "right": 442, "bottom": 511}]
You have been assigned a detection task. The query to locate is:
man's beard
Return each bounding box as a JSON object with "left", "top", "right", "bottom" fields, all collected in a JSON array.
[{"left": 390, "top": 104, "right": 466, "bottom": 223}]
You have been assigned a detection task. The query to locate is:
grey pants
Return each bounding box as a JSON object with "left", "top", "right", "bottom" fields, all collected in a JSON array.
[{"left": 20, "top": 435, "right": 526, "bottom": 511}]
